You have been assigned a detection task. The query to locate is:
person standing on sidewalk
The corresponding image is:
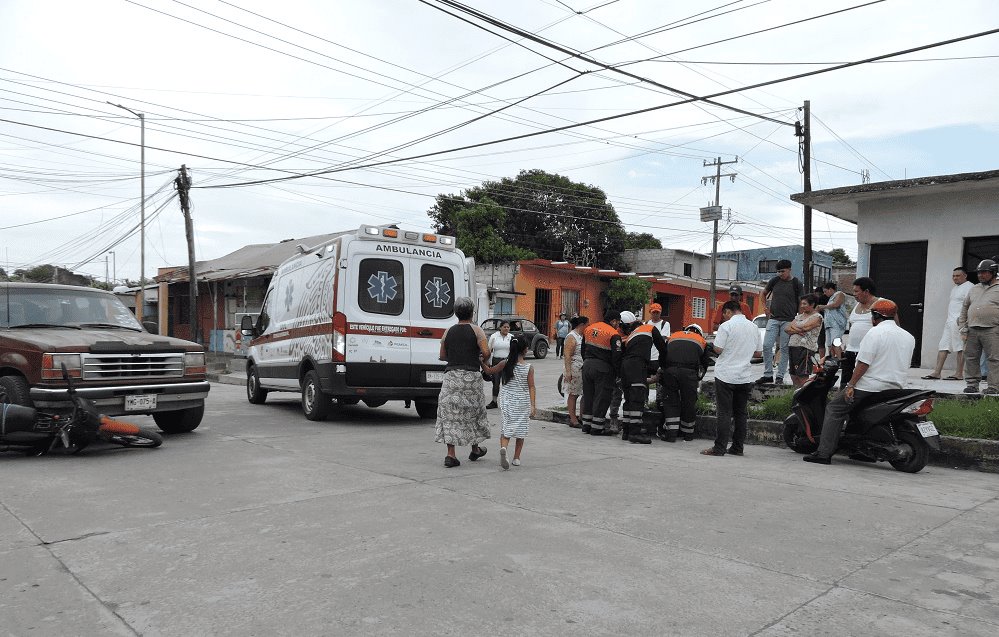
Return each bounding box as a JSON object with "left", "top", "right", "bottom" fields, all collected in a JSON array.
[
  {"left": 563, "top": 316, "right": 589, "bottom": 428},
  {"left": 785, "top": 294, "right": 824, "bottom": 388},
  {"left": 702, "top": 301, "right": 762, "bottom": 457},
  {"left": 759, "top": 260, "right": 803, "bottom": 385},
  {"left": 554, "top": 313, "right": 571, "bottom": 358},
  {"left": 959, "top": 259, "right": 999, "bottom": 396},
  {"left": 818, "top": 281, "right": 848, "bottom": 359},
  {"left": 924, "top": 267, "right": 974, "bottom": 380}
]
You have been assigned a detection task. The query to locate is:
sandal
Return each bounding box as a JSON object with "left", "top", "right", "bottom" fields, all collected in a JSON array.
[
  {"left": 920, "top": 374, "right": 940, "bottom": 380},
  {"left": 700, "top": 448, "right": 725, "bottom": 456},
  {"left": 944, "top": 375, "right": 963, "bottom": 381},
  {"left": 444, "top": 456, "right": 461, "bottom": 468}
]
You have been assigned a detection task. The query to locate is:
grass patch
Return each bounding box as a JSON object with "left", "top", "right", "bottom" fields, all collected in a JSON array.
[
  {"left": 750, "top": 391, "right": 795, "bottom": 421},
  {"left": 927, "top": 399, "right": 999, "bottom": 440}
]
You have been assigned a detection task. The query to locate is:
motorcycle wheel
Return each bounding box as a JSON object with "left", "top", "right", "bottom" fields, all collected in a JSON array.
[
  {"left": 105, "top": 429, "right": 163, "bottom": 448},
  {"left": 888, "top": 428, "right": 928, "bottom": 473},
  {"left": 782, "top": 415, "right": 817, "bottom": 454}
]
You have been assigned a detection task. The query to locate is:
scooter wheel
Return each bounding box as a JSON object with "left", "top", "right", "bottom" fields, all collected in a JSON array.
[
  {"left": 888, "top": 429, "right": 928, "bottom": 473},
  {"left": 782, "top": 415, "right": 817, "bottom": 454}
]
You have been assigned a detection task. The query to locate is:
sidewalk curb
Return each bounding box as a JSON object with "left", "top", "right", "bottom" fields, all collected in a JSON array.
[
  {"left": 208, "top": 372, "right": 245, "bottom": 387},
  {"left": 537, "top": 409, "right": 999, "bottom": 473}
]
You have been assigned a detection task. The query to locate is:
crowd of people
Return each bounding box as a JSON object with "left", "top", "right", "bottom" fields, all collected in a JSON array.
[{"left": 432, "top": 258, "right": 999, "bottom": 469}]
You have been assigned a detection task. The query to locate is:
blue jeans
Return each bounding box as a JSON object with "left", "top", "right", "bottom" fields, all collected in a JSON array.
[{"left": 763, "top": 319, "right": 792, "bottom": 381}]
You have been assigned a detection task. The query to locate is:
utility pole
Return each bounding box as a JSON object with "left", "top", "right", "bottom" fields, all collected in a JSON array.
[
  {"left": 175, "top": 165, "right": 198, "bottom": 343},
  {"left": 701, "top": 157, "right": 738, "bottom": 318},
  {"left": 797, "top": 100, "right": 813, "bottom": 290}
]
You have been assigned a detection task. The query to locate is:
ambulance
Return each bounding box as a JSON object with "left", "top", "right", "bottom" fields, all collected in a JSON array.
[{"left": 240, "top": 225, "right": 474, "bottom": 421}]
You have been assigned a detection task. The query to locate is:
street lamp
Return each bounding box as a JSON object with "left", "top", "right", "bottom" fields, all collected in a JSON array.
[{"left": 107, "top": 102, "right": 145, "bottom": 321}]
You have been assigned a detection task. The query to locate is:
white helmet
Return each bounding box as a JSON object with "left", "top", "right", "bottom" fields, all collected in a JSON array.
[
  {"left": 684, "top": 323, "right": 704, "bottom": 336},
  {"left": 619, "top": 310, "right": 637, "bottom": 324}
]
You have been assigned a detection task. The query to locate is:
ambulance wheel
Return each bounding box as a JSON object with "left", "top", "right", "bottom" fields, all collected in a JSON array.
[
  {"left": 415, "top": 400, "right": 438, "bottom": 419},
  {"left": 533, "top": 340, "right": 549, "bottom": 359},
  {"left": 302, "top": 370, "right": 330, "bottom": 421},
  {"left": 246, "top": 365, "right": 268, "bottom": 404}
]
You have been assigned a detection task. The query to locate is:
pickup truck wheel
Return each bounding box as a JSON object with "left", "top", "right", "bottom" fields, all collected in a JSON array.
[
  {"left": 302, "top": 370, "right": 330, "bottom": 421},
  {"left": 153, "top": 405, "right": 204, "bottom": 434},
  {"left": 246, "top": 365, "right": 268, "bottom": 404},
  {"left": 0, "top": 376, "right": 32, "bottom": 407},
  {"left": 415, "top": 400, "right": 438, "bottom": 419}
]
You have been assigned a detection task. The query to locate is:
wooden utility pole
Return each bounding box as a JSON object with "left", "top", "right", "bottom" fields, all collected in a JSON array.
[
  {"left": 175, "top": 165, "right": 198, "bottom": 343},
  {"left": 701, "top": 157, "right": 738, "bottom": 318},
  {"left": 799, "top": 100, "right": 813, "bottom": 290}
]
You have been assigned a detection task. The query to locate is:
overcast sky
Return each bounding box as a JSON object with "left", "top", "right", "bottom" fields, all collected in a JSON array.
[{"left": 2, "top": 0, "right": 998, "bottom": 284}]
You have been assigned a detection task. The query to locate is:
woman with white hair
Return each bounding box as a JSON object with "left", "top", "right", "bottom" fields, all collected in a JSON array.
[{"left": 435, "top": 297, "right": 491, "bottom": 467}]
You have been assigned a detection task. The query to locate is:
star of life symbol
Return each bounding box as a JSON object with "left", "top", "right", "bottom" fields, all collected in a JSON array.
[
  {"left": 367, "top": 271, "right": 398, "bottom": 304},
  {"left": 424, "top": 276, "right": 451, "bottom": 308}
]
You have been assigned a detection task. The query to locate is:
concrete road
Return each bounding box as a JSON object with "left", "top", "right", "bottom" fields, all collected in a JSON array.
[{"left": 2, "top": 377, "right": 998, "bottom": 636}]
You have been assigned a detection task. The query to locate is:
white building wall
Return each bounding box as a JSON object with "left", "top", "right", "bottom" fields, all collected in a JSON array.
[{"left": 856, "top": 189, "right": 994, "bottom": 368}]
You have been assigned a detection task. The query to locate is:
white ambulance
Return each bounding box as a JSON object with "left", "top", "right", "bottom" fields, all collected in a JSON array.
[{"left": 240, "top": 225, "right": 474, "bottom": 421}]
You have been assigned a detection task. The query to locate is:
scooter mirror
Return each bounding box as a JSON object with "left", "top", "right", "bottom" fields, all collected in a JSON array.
[{"left": 832, "top": 337, "right": 843, "bottom": 348}]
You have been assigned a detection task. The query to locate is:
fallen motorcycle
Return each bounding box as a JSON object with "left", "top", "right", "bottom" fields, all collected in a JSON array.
[
  {"left": 0, "top": 366, "right": 162, "bottom": 455},
  {"left": 782, "top": 341, "right": 939, "bottom": 473}
]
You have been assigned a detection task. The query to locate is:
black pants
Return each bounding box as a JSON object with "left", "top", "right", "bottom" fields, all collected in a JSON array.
[
  {"left": 581, "top": 359, "right": 614, "bottom": 431},
  {"left": 621, "top": 359, "right": 650, "bottom": 438},
  {"left": 839, "top": 351, "right": 858, "bottom": 390},
  {"left": 661, "top": 367, "right": 699, "bottom": 437},
  {"left": 555, "top": 336, "right": 566, "bottom": 358},
  {"left": 490, "top": 357, "right": 503, "bottom": 399},
  {"left": 713, "top": 379, "right": 751, "bottom": 454}
]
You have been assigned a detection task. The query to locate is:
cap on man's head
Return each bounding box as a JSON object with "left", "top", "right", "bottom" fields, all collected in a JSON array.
[
  {"left": 728, "top": 285, "right": 743, "bottom": 294},
  {"left": 776, "top": 259, "right": 793, "bottom": 271},
  {"left": 649, "top": 303, "right": 662, "bottom": 313}
]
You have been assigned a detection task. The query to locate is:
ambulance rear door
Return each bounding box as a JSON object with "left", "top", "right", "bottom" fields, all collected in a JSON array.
[
  {"left": 343, "top": 241, "right": 412, "bottom": 387},
  {"left": 407, "top": 252, "right": 461, "bottom": 386}
]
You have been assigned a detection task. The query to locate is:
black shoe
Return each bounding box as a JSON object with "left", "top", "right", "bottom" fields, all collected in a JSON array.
[
  {"left": 683, "top": 433, "right": 695, "bottom": 442},
  {"left": 621, "top": 426, "right": 630, "bottom": 442},
  {"left": 848, "top": 453, "right": 876, "bottom": 463},
  {"left": 756, "top": 376, "right": 773, "bottom": 385},
  {"left": 803, "top": 454, "right": 831, "bottom": 465},
  {"left": 580, "top": 425, "right": 591, "bottom": 434},
  {"left": 630, "top": 436, "right": 652, "bottom": 444},
  {"left": 664, "top": 430, "right": 678, "bottom": 443},
  {"left": 589, "top": 428, "right": 613, "bottom": 436},
  {"left": 727, "top": 447, "right": 744, "bottom": 456},
  {"left": 444, "top": 456, "right": 461, "bottom": 468},
  {"left": 486, "top": 401, "right": 498, "bottom": 409},
  {"left": 468, "top": 446, "right": 487, "bottom": 461}
]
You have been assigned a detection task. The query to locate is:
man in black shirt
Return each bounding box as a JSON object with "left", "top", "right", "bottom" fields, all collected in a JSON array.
[{"left": 759, "top": 259, "right": 804, "bottom": 385}]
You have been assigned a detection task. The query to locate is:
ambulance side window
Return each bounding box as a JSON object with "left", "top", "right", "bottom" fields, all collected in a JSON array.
[
  {"left": 258, "top": 289, "right": 273, "bottom": 333},
  {"left": 420, "top": 264, "right": 455, "bottom": 319},
  {"left": 358, "top": 258, "right": 405, "bottom": 316}
]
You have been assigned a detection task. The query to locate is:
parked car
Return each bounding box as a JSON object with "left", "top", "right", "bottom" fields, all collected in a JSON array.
[
  {"left": 480, "top": 316, "right": 549, "bottom": 359},
  {"left": 0, "top": 283, "right": 210, "bottom": 433}
]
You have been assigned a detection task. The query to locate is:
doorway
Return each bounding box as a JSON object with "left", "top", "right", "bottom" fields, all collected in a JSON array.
[{"left": 869, "top": 241, "right": 927, "bottom": 367}]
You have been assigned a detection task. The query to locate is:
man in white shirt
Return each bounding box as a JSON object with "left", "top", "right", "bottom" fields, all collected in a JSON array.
[
  {"left": 923, "top": 267, "right": 974, "bottom": 380},
  {"left": 805, "top": 299, "right": 915, "bottom": 465},
  {"left": 645, "top": 302, "right": 670, "bottom": 406},
  {"left": 701, "top": 301, "right": 762, "bottom": 457}
]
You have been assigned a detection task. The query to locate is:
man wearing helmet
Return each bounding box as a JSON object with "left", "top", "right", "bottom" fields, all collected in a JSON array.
[
  {"left": 658, "top": 323, "right": 713, "bottom": 442},
  {"left": 958, "top": 259, "right": 999, "bottom": 395},
  {"left": 804, "top": 299, "right": 915, "bottom": 465},
  {"left": 618, "top": 311, "right": 668, "bottom": 444}
]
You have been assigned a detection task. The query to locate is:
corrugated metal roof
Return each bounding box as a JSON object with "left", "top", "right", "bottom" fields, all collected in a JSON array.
[{"left": 157, "top": 230, "right": 351, "bottom": 284}]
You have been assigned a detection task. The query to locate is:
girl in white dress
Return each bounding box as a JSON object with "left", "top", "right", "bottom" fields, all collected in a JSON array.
[{"left": 483, "top": 336, "right": 536, "bottom": 470}]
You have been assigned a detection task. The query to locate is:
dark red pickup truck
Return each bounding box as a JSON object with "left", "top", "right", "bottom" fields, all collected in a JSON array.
[{"left": 0, "top": 282, "right": 210, "bottom": 433}]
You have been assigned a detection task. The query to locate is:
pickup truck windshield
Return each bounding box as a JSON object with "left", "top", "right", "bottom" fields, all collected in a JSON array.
[{"left": 2, "top": 288, "right": 144, "bottom": 331}]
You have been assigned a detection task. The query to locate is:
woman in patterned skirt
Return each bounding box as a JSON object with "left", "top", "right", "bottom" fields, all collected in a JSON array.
[
  {"left": 483, "top": 335, "right": 537, "bottom": 470},
  {"left": 435, "top": 297, "right": 491, "bottom": 468}
]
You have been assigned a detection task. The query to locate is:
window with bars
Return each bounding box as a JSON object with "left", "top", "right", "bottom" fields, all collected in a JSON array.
[
  {"left": 759, "top": 259, "right": 778, "bottom": 274},
  {"left": 692, "top": 297, "right": 706, "bottom": 319}
]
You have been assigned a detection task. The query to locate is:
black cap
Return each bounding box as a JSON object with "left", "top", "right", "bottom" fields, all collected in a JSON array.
[
  {"left": 728, "top": 285, "right": 743, "bottom": 294},
  {"left": 776, "top": 259, "right": 792, "bottom": 270}
]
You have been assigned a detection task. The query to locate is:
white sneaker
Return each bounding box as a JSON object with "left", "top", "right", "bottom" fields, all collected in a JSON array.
[
  {"left": 511, "top": 458, "right": 521, "bottom": 466},
  {"left": 500, "top": 446, "right": 509, "bottom": 470}
]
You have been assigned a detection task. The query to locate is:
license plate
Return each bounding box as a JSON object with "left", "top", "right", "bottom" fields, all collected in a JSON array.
[
  {"left": 917, "top": 421, "right": 939, "bottom": 437},
  {"left": 426, "top": 371, "right": 445, "bottom": 383},
  {"left": 124, "top": 394, "right": 157, "bottom": 411}
]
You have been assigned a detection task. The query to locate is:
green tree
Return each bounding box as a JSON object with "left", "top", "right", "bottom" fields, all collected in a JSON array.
[
  {"left": 452, "top": 197, "right": 535, "bottom": 263},
  {"left": 828, "top": 248, "right": 855, "bottom": 266},
  {"left": 604, "top": 277, "right": 652, "bottom": 313},
  {"left": 624, "top": 232, "right": 662, "bottom": 250},
  {"left": 428, "top": 169, "right": 627, "bottom": 268}
]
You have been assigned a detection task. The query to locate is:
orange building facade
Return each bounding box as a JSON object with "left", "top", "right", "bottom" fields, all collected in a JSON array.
[{"left": 504, "top": 259, "right": 764, "bottom": 338}]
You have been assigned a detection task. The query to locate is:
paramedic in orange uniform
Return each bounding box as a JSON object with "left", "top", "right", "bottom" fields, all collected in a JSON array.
[{"left": 580, "top": 311, "right": 623, "bottom": 436}]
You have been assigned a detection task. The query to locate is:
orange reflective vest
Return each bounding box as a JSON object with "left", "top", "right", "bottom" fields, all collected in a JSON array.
[{"left": 583, "top": 321, "right": 623, "bottom": 367}]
